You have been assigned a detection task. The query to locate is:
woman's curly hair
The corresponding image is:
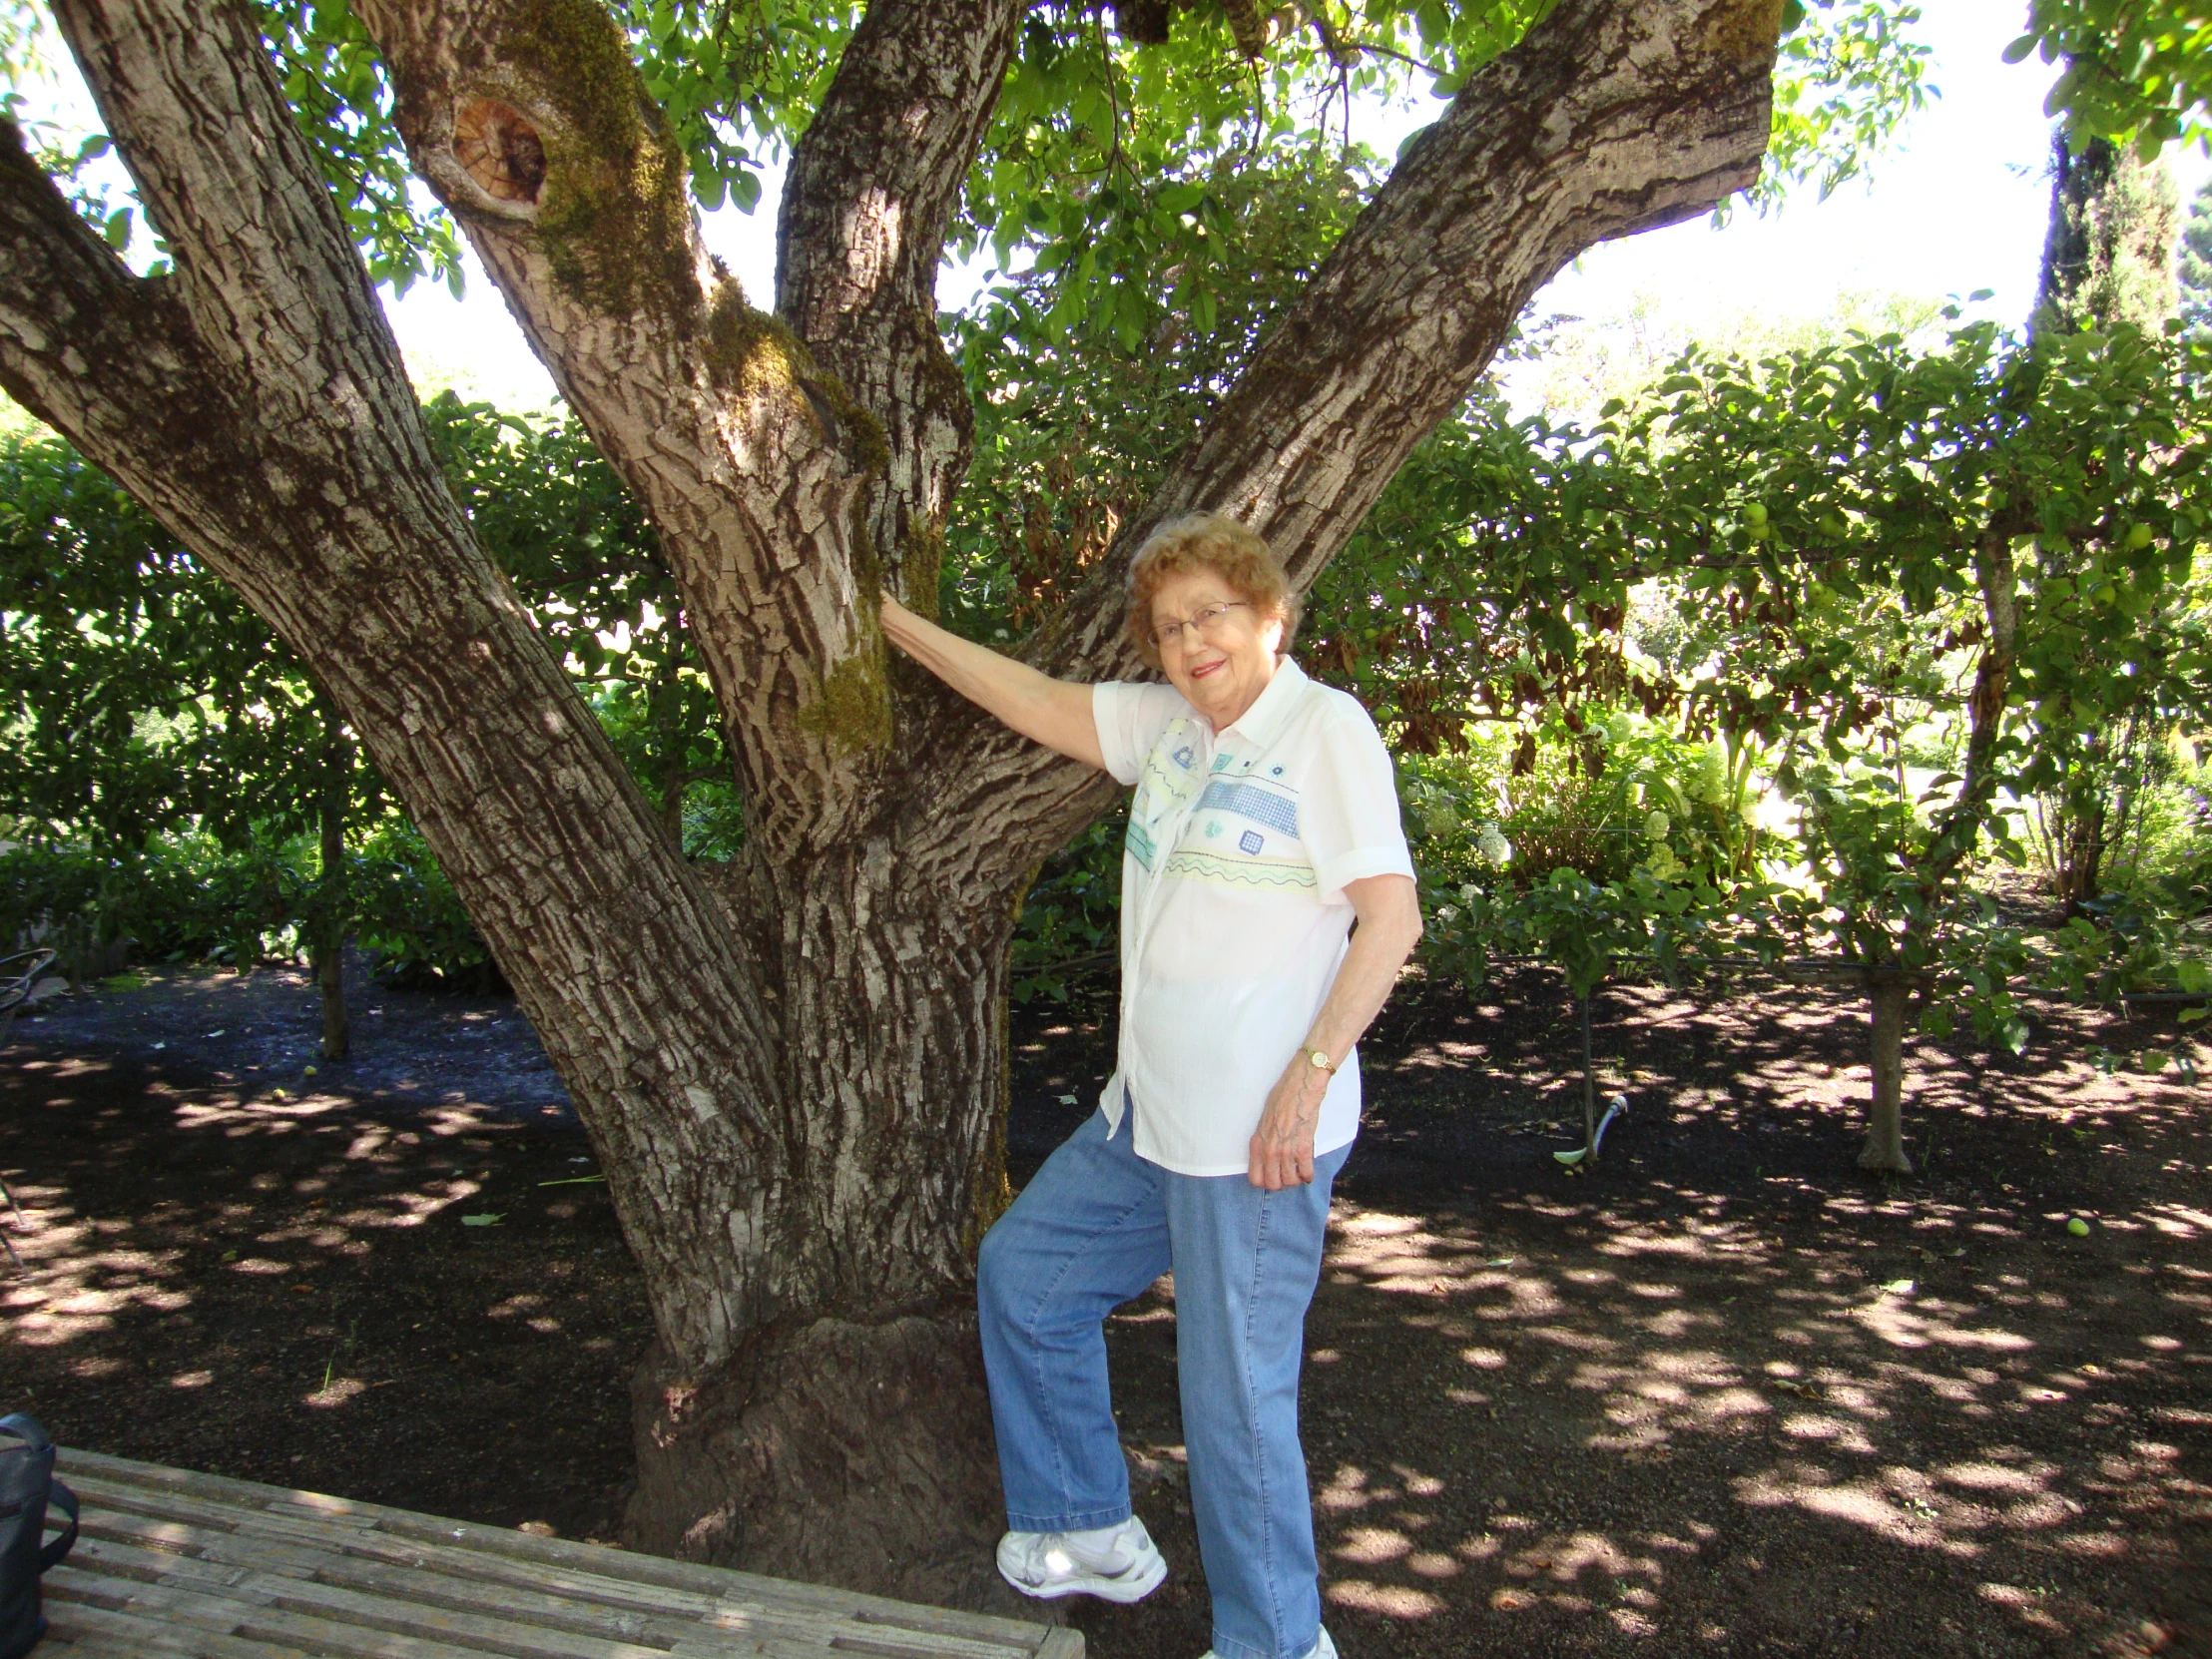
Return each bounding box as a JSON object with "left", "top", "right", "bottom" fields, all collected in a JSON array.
[{"left": 1123, "top": 511, "right": 1300, "bottom": 670}]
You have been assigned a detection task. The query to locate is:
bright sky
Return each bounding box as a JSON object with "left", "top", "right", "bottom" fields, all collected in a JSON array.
[
  {"left": 1488, "top": 1, "right": 2211, "bottom": 414},
  {"left": 377, "top": 1, "right": 2211, "bottom": 413},
  {"left": 12, "top": 4, "right": 2211, "bottom": 415}
]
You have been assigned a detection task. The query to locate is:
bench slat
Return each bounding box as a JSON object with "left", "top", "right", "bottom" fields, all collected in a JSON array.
[
  {"left": 43, "top": 1448, "right": 1076, "bottom": 1659},
  {"left": 61, "top": 1472, "right": 1037, "bottom": 1656},
  {"left": 36, "top": 1594, "right": 317, "bottom": 1659}
]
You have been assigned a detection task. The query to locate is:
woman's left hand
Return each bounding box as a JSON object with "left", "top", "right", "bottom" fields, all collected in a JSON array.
[{"left": 1249, "top": 1059, "right": 1328, "bottom": 1190}]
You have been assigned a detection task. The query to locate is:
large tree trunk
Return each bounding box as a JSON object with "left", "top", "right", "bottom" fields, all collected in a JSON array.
[
  {"left": 0, "top": 0, "right": 1781, "bottom": 1599},
  {"left": 623, "top": 868, "right": 1021, "bottom": 1601}
]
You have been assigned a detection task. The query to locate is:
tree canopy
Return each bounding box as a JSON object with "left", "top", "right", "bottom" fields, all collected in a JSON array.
[
  {"left": 2013, "top": 0, "right": 2212, "bottom": 154},
  {"left": 1, "top": 0, "right": 1935, "bottom": 305}
]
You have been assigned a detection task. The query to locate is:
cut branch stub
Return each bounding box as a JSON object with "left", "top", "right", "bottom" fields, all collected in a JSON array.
[
  {"left": 454, "top": 97, "right": 545, "bottom": 206},
  {"left": 1221, "top": 0, "right": 1267, "bottom": 58},
  {"left": 421, "top": 93, "right": 548, "bottom": 223},
  {"left": 1112, "top": 0, "right": 1171, "bottom": 44}
]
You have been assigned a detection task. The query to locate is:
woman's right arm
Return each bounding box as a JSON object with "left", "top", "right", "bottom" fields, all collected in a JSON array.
[{"left": 880, "top": 595, "right": 1106, "bottom": 772}]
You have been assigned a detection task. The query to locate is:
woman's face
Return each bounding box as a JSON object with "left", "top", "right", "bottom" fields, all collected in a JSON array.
[{"left": 1148, "top": 566, "right": 1285, "bottom": 728}]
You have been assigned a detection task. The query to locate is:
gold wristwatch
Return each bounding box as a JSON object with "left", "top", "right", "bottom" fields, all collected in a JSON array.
[{"left": 1304, "top": 1047, "right": 1337, "bottom": 1075}]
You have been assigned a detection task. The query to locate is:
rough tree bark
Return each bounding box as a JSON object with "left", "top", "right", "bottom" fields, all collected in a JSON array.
[{"left": 0, "top": 0, "right": 1783, "bottom": 1600}]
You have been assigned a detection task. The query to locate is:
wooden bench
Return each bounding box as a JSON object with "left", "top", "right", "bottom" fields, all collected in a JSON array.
[{"left": 40, "top": 1447, "right": 1082, "bottom": 1659}]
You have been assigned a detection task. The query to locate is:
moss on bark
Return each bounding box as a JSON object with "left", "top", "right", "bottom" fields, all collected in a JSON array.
[
  {"left": 796, "top": 647, "right": 892, "bottom": 756},
  {"left": 1706, "top": 0, "right": 1784, "bottom": 68},
  {"left": 507, "top": 0, "right": 697, "bottom": 317},
  {"left": 704, "top": 281, "right": 892, "bottom": 481}
]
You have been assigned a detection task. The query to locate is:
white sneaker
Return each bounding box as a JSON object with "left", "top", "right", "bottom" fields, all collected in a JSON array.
[
  {"left": 995, "top": 1515, "right": 1167, "bottom": 1603},
  {"left": 1199, "top": 1628, "right": 1338, "bottom": 1659}
]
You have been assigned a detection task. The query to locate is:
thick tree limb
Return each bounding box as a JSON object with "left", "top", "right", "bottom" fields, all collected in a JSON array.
[
  {"left": 778, "top": 0, "right": 1024, "bottom": 616},
  {"left": 359, "top": 0, "right": 894, "bottom": 856},
  {"left": 917, "top": 0, "right": 1784, "bottom": 875},
  {"left": 343, "top": 1, "right": 1053, "bottom": 1342},
  {"left": 1, "top": 0, "right": 783, "bottom": 1369}
]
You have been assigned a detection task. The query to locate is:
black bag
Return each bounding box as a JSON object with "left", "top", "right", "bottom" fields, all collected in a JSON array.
[{"left": 0, "top": 1415, "right": 78, "bottom": 1659}]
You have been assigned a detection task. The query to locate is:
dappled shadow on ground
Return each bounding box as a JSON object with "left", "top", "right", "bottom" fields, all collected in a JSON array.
[
  {"left": 4, "top": 954, "right": 571, "bottom": 1124},
  {"left": 5, "top": 968, "right": 2207, "bottom": 1655},
  {"left": 1059, "top": 972, "right": 2211, "bottom": 1658},
  {"left": 0, "top": 1048, "right": 643, "bottom": 1538}
]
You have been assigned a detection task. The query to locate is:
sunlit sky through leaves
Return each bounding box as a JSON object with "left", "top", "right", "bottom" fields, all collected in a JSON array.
[
  {"left": 374, "top": 2, "right": 2209, "bottom": 416},
  {"left": 12, "top": 3, "right": 2211, "bottom": 419}
]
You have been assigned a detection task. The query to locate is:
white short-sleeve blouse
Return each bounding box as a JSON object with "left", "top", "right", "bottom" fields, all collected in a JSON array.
[{"left": 1091, "top": 658, "right": 1415, "bottom": 1177}]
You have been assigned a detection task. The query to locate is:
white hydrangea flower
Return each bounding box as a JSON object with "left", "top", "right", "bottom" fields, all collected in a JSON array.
[
  {"left": 1458, "top": 882, "right": 1479, "bottom": 904},
  {"left": 1475, "top": 822, "right": 1512, "bottom": 866},
  {"left": 1644, "top": 809, "right": 1670, "bottom": 840},
  {"left": 1434, "top": 904, "right": 1460, "bottom": 925}
]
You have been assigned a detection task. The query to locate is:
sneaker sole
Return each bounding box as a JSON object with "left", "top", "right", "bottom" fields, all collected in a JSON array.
[{"left": 997, "top": 1545, "right": 1167, "bottom": 1604}]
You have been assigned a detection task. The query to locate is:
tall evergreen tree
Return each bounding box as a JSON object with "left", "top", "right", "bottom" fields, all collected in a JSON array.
[
  {"left": 2182, "top": 175, "right": 2212, "bottom": 334},
  {"left": 2032, "top": 133, "right": 2180, "bottom": 334},
  {"left": 2028, "top": 127, "right": 2183, "bottom": 916}
]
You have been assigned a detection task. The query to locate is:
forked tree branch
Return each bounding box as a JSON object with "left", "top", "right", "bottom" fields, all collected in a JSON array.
[
  {"left": 778, "top": 0, "right": 1025, "bottom": 614},
  {"left": 2, "top": 0, "right": 787, "bottom": 1368},
  {"left": 914, "top": 0, "right": 1784, "bottom": 877},
  {"left": 359, "top": 0, "right": 899, "bottom": 857}
]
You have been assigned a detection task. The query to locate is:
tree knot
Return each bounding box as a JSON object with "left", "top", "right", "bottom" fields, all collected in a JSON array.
[{"left": 453, "top": 97, "right": 547, "bottom": 207}]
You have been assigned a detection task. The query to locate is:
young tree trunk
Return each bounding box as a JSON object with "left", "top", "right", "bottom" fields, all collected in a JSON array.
[
  {"left": 2053, "top": 771, "right": 2109, "bottom": 915},
  {"left": 314, "top": 700, "right": 351, "bottom": 1062},
  {"left": 1579, "top": 991, "right": 1598, "bottom": 1166},
  {"left": 1857, "top": 974, "right": 1912, "bottom": 1173},
  {"left": 0, "top": 0, "right": 1781, "bottom": 1598},
  {"left": 1867, "top": 529, "right": 2019, "bottom": 1175}
]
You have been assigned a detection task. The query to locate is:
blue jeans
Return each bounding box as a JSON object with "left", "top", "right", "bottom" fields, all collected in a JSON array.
[{"left": 978, "top": 1106, "right": 1350, "bottom": 1659}]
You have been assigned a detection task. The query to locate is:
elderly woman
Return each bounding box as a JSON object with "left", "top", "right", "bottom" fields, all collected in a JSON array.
[{"left": 880, "top": 512, "right": 1420, "bottom": 1659}]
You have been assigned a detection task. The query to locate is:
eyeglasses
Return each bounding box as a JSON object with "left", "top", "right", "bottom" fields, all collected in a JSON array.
[{"left": 1150, "top": 599, "right": 1250, "bottom": 652}]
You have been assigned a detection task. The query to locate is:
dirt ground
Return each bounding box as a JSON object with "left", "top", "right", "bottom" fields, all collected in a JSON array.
[{"left": 2, "top": 961, "right": 2207, "bottom": 1658}]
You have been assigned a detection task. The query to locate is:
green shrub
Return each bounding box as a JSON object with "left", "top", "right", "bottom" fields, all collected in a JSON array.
[
  {"left": 0, "top": 830, "right": 306, "bottom": 976},
  {"left": 1010, "top": 809, "right": 1125, "bottom": 1004},
  {"left": 1398, "top": 707, "right": 1770, "bottom": 987},
  {"left": 0, "top": 815, "right": 499, "bottom": 990},
  {"left": 350, "top": 818, "right": 501, "bottom": 991}
]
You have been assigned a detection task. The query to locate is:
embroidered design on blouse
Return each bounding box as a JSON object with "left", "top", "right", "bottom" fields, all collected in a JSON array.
[
  {"left": 1197, "top": 780, "right": 1300, "bottom": 837},
  {"left": 1162, "top": 848, "right": 1319, "bottom": 890},
  {"left": 1127, "top": 818, "right": 1159, "bottom": 869},
  {"left": 1127, "top": 718, "right": 1206, "bottom": 873},
  {"left": 1239, "top": 830, "right": 1265, "bottom": 855}
]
